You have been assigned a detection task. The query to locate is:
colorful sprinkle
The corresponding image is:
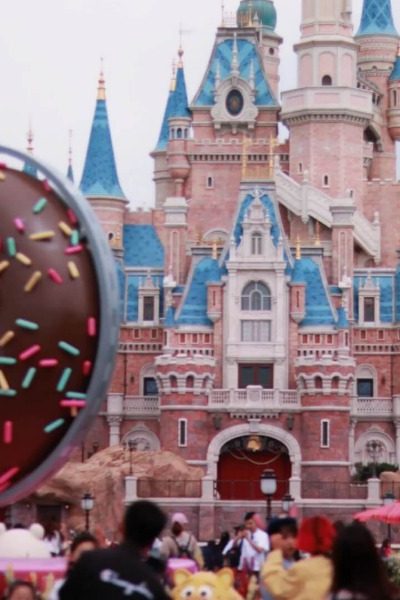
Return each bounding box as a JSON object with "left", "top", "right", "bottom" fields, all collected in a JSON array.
[
  {"left": 65, "top": 391, "right": 86, "bottom": 399},
  {"left": 48, "top": 268, "right": 63, "bottom": 284},
  {"left": 68, "top": 261, "right": 80, "bottom": 279},
  {"left": 65, "top": 245, "right": 83, "bottom": 255},
  {"left": 21, "top": 367, "right": 37, "bottom": 389},
  {"left": 87, "top": 317, "right": 96, "bottom": 337},
  {"left": 58, "top": 221, "right": 73, "bottom": 237},
  {"left": 60, "top": 400, "right": 86, "bottom": 408},
  {"left": 42, "top": 180, "right": 51, "bottom": 192},
  {"left": 19, "top": 345, "right": 41, "bottom": 361},
  {"left": 6, "top": 238, "right": 16, "bottom": 257},
  {"left": 33, "top": 197, "right": 48, "bottom": 214},
  {"left": 57, "top": 368, "right": 72, "bottom": 392},
  {"left": 0, "top": 331, "right": 15, "bottom": 347},
  {"left": 44, "top": 418, "right": 65, "bottom": 434},
  {"left": 14, "top": 218, "right": 25, "bottom": 233},
  {"left": 0, "top": 370, "right": 9, "bottom": 390},
  {"left": 82, "top": 360, "right": 92, "bottom": 376},
  {"left": 16, "top": 319, "right": 39, "bottom": 331},
  {"left": 67, "top": 209, "right": 78, "bottom": 225},
  {"left": 3, "top": 421, "right": 13, "bottom": 444},
  {"left": 16, "top": 252, "right": 32, "bottom": 266},
  {"left": 29, "top": 231, "right": 55, "bottom": 241},
  {"left": 0, "top": 357, "right": 17, "bottom": 365},
  {"left": 0, "top": 389, "right": 17, "bottom": 397},
  {"left": 39, "top": 359, "right": 58, "bottom": 367},
  {"left": 70, "top": 230, "right": 80, "bottom": 246},
  {"left": 0, "top": 260, "right": 10, "bottom": 274},
  {"left": 0, "top": 467, "right": 19, "bottom": 485},
  {"left": 24, "top": 271, "right": 42, "bottom": 292},
  {"left": 58, "top": 341, "right": 80, "bottom": 356}
]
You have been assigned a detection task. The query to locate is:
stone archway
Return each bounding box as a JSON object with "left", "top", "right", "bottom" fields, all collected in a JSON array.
[{"left": 206, "top": 423, "right": 302, "bottom": 480}]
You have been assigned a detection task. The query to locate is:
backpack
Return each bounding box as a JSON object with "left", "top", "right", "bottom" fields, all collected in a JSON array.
[{"left": 173, "top": 534, "right": 193, "bottom": 559}]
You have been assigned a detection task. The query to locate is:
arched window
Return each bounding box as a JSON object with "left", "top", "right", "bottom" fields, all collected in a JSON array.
[
  {"left": 323, "top": 174, "right": 329, "bottom": 187},
  {"left": 241, "top": 281, "right": 271, "bottom": 311},
  {"left": 393, "top": 90, "right": 397, "bottom": 107},
  {"left": 251, "top": 232, "right": 263, "bottom": 255},
  {"left": 322, "top": 75, "right": 332, "bottom": 86},
  {"left": 177, "top": 128, "right": 183, "bottom": 139}
]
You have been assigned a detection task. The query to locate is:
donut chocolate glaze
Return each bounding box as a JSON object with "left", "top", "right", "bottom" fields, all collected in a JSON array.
[{"left": 0, "top": 152, "right": 118, "bottom": 504}]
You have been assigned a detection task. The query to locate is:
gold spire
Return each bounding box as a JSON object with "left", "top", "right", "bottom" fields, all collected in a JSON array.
[
  {"left": 295, "top": 236, "right": 301, "bottom": 260},
  {"left": 97, "top": 58, "right": 106, "bottom": 101}
]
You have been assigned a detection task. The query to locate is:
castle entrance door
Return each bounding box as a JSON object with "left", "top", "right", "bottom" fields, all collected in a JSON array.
[{"left": 216, "top": 435, "right": 291, "bottom": 500}]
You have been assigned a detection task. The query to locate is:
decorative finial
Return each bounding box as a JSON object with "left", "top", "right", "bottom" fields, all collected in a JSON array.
[
  {"left": 26, "top": 122, "right": 34, "bottom": 155},
  {"left": 221, "top": 0, "right": 225, "bottom": 26},
  {"left": 295, "top": 236, "right": 301, "bottom": 260},
  {"left": 170, "top": 59, "right": 177, "bottom": 92},
  {"left": 97, "top": 58, "right": 106, "bottom": 101},
  {"left": 68, "top": 129, "right": 73, "bottom": 167},
  {"left": 231, "top": 33, "right": 239, "bottom": 77},
  {"left": 178, "top": 24, "right": 186, "bottom": 68}
]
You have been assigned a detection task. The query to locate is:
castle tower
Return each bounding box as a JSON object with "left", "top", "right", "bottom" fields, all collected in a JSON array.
[
  {"left": 388, "top": 47, "right": 400, "bottom": 141},
  {"left": 80, "top": 66, "right": 128, "bottom": 253},
  {"left": 355, "top": 0, "right": 399, "bottom": 180},
  {"left": 281, "top": 0, "right": 372, "bottom": 207}
]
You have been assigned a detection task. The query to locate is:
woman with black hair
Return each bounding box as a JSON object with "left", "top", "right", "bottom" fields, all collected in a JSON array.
[{"left": 329, "top": 522, "right": 399, "bottom": 600}]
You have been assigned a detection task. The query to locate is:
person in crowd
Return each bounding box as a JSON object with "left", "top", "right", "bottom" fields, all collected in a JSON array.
[
  {"left": 43, "top": 518, "right": 63, "bottom": 557},
  {"left": 237, "top": 512, "right": 270, "bottom": 599},
  {"left": 4, "top": 580, "right": 38, "bottom": 600},
  {"left": 159, "top": 512, "right": 204, "bottom": 568},
  {"left": 381, "top": 538, "right": 393, "bottom": 559},
  {"left": 48, "top": 532, "right": 99, "bottom": 600},
  {"left": 261, "top": 515, "right": 335, "bottom": 600},
  {"left": 260, "top": 518, "right": 299, "bottom": 600},
  {"left": 328, "top": 522, "right": 399, "bottom": 600},
  {"left": 59, "top": 500, "right": 170, "bottom": 600}
]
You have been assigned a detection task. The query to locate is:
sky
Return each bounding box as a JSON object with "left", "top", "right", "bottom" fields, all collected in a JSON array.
[{"left": 0, "top": 0, "right": 399, "bottom": 208}]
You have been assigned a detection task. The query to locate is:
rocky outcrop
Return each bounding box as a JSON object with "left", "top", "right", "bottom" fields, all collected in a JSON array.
[{"left": 34, "top": 447, "right": 203, "bottom": 539}]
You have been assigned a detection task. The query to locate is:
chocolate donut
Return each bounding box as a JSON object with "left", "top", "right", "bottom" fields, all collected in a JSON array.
[{"left": 0, "top": 147, "right": 119, "bottom": 505}]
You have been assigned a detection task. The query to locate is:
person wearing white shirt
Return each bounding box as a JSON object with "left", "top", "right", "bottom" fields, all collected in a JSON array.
[{"left": 241, "top": 511, "right": 270, "bottom": 574}]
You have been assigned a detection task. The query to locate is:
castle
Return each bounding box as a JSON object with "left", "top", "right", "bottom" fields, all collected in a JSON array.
[{"left": 25, "top": 0, "right": 400, "bottom": 531}]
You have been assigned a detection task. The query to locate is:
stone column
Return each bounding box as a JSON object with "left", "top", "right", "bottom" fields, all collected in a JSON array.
[
  {"left": 394, "top": 417, "right": 400, "bottom": 467},
  {"left": 107, "top": 416, "right": 122, "bottom": 446},
  {"left": 125, "top": 476, "right": 138, "bottom": 504},
  {"left": 367, "top": 478, "right": 381, "bottom": 503}
]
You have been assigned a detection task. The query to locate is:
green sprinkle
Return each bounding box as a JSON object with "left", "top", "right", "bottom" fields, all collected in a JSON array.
[
  {"left": 0, "top": 357, "right": 17, "bottom": 365},
  {"left": 0, "top": 389, "right": 17, "bottom": 397},
  {"left": 22, "top": 367, "right": 37, "bottom": 389},
  {"left": 57, "top": 368, "right": 72, "bottom": 392},
  {"left": 58, "top": 341, "right": 80, "bottom": 356},
  {"left": 33, "top": 197, "right": 48, "bottom": 214},
  {"left": 44, "top": 418, "right": 65, "bottom": 433},
  {"left": 70, "top": 230, "right": 80, "bottom": 246},
  {"left": 16, "top": 319, "right": 39, "bottom": 331},
  {"left": 7, "top": 238, "right": 16, "bottom": 257},
  {"left": 66, "top": 391, "right": 86, "bottom": 399}
]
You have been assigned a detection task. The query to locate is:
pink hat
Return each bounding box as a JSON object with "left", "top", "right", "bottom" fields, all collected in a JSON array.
[{"left": 171, "top": 512, "right": 188, "bottom": 525}]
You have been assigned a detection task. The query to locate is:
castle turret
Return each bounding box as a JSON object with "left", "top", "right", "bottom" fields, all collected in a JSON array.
[
  {"left": 388, "top": 47, "right": 400, "bottom": 141},
  {"left": 80, "top": 66, "right": 128, "bottom": 253},
  {"left": 281, "top": 0, "right": 372, "bottom": 207}
]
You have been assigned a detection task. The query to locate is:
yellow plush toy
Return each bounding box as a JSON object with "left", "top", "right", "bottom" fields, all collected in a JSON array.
[{"left": 171, "top": 568, "right": 244, "bottom": 600}]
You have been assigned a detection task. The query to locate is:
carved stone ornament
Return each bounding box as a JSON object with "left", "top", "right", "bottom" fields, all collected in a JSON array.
[{"left": 211, "top": 78, "right": 258, "bottom": 130}]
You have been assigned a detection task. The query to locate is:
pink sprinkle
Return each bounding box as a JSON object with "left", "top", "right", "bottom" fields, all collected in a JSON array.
[
  {"left": 19, "top": 344, "right": 41, "bottom": 361},
  {"left": 82, "top": 360, "right": 92, "bottom": 376},
  {"left": 67, "top": 209, "right": 78, "bottom": 225},
  {"left": 3, "top": 421, "right": 13, "bottom": 444},
  {"left": 39, "top": 359, "right": 58, "bottom": 367},
  {"left": 87, "top": 317, "right": 96, "bottom": 337},
  {"left": 60, "top": 400, "right": 86, "bottom": 408},
  {"left": 48, "top": 268, "right": 63, "bottom": 284},
  {"left": 42, "top": 179, "right": 51, "bottom": 192},
  {"left": 14, "top": 218, "right": 25, "bottom": 233},
  {"left": 65, "top": 245, "right": 83, "bottom": 255},
  {"left": 0, "top": 162, "right": 7, "bottom": 170},
  {"left": 0, "top": 466, "right": 19, "bottom": 485}
]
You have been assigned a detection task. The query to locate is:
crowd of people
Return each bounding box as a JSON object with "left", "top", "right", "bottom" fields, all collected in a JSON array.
[{"left": 2, "top": 500, "right": 400, "bottom": 600}]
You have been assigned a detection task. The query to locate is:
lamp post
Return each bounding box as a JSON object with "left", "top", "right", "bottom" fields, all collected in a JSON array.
[
  {"left": 260, "top": 469, "right": 277, "bottom": 524},
  {"left": 366, "top": 440, "right": 383, "bottom": 478},
  {"left": 81, "top": 492, "right": 94, "bottom": 531},
  {"left": 383, "top": 491, "right": 395, "bottom": 542},
  {"left": 282, "top": 493, "right": 295, "bottom": 515},
  {"left": 123, "top": 439, "right": 135, "bottom": 475}
]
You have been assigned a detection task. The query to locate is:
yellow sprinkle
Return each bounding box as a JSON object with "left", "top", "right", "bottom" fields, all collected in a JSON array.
[
  {"left": 0, "top": 331, "right": 15, "bottom": 347},
  {"left": 68, "top": 261, "right": 80, "bottom": 279},
  {"left": 0, "top": 172, "right": 5, "bottom": 182},
  {"left": 0, "top": 260, "right": 10, "bottom": 274},
  {"left": 29, "top": 231, "right": 55, "bottom": 241},
  {"left": 0, "top": 370, "right": 9, "bottom": 390},
  {"left": 59, "top": 221, "right": 73, "bottom": 237},
  {"left": 24, "top": 270, "right": 42, "bottom": 292},
  {"left": 16, "top": 252, "right": 32, "bottom": 266}
]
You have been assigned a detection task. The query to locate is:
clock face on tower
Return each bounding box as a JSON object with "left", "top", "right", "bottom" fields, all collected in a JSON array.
[{"left": 226, "top": 89, "right": 244, "bottom": 116}]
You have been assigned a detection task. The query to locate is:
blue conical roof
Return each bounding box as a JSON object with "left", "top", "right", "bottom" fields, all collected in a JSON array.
[
  {"left": 80, "top": 73, "right": 125, "bottom": 199},
  {"left": 356, "top": 0, "right": 398, "bottom": 37},
  {"left": 155, "top": 62, "right": 191, "bottom": 151},
  {"left": 390, "top": 55, "right": 400, "bottom": 81}
]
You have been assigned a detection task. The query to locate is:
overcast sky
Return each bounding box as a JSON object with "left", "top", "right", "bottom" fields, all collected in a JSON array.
[{"left": 0, "top": 0, "right": 399, "bottom": 208}]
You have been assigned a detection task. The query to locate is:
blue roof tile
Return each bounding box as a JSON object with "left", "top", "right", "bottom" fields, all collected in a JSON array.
[
  {"left": 155, "top": 66, "right": 191, "bottom": 151},
  {"left": 353, "top": 274, "right": 394, "bottom": 323},
  {"left": 390, "top": 56, "right": 400, "bottom": 81},
  {"left": 193, "top": 39, "right": 277, "bottom": 107},
  {"left": 291, "top": 257, "right": 336, "bottom": 327},
  {"left": 356, "top": 0, "right": 398, "bottom": 37},
  {"left": 396, "top": 266, "right": 400, "bottom": 322},
  {"left": 80, "top": 95, "right": 125, "bottom": 199},
  {"left": 123, "top": 225, "right": 164, "bottom": 268},
  {"left": 233, "top": 192, "right": 280, "bottom": 248},
  {"left": 176, "top": 258, "right": 223, "bottom": 326}
]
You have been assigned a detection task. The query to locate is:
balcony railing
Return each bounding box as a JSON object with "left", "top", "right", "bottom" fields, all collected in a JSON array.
[
  {"left": 351, "top": 397, "right": 394, "bottom": 418},
  {"left": 123, "top": 396, "right": 160, "bottom": 417},
  {"left": 208, "top": 387, "right": 300, "bottom": 412}
]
